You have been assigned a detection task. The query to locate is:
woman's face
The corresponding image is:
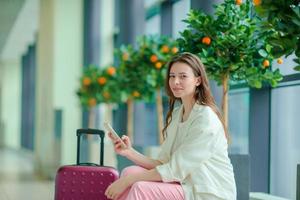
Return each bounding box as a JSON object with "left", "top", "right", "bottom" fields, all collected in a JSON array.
[{"left": 169, "top": 62, "right": 200, "bottom": 100}]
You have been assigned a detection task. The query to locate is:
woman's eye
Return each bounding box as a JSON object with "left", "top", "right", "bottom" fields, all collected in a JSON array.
[
  {"left": 180, "top": 75, "right": 186, "bottom": 79},
  {"left": 169, "top": 75, "right": 175, "bottom": 78}
]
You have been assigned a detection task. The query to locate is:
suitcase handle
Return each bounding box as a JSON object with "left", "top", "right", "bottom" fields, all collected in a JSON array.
[
  {"left": 76, "top": 162, "right": 100, "bottom": 166},
  {"left": 76, "top": 129, "right": 105, "bottom": 166}
]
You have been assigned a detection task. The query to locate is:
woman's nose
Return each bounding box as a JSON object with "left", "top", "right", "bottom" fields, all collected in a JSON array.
[{"left": 174, "top": 78, "right": 180, "bottom": 85}]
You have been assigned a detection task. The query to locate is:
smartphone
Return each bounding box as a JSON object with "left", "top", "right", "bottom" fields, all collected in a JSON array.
[{"left": 103, "top": 122, "right": 126, "bottom": 148}]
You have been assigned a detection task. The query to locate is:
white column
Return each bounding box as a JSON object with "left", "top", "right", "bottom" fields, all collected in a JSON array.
[
  {"left": 100, "top": 0, "right": 117, "bottom": 168},
  {"left": 36, "top": 0, "right": 83, "bottom": 177},
  {"left": 53, "top": 0, "right": 83, "bottom": 165},
  {"left": 0, "top": 59, "right": 21, "bottom": 149}
]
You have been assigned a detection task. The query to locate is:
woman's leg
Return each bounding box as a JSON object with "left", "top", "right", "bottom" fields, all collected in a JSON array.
[
  {"left": 116, "top": 166, "right": 184, "bottom": 200},
  {"left": 125, "top": 181, "right": 184, "bottom": 200},
  {"left": 120, "top": 165, "right": 148, "bottom": 177},
  {"left": 116, "top": 166, "right": 148, "bottom": 200}
]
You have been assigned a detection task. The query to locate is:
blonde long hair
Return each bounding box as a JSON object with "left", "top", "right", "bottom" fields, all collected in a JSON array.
[{"left": 162, "top": 52, "right": 228, "bottom": 140}]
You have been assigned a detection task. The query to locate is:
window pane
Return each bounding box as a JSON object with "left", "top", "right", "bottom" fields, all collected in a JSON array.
[
  {"left": 172, "top": 0, "right": 190, "bottom": 38},
  {"left": 145, "top": 14, "right": 161, "bottom": 35},
  {"left": 273, "top": 54, "right": 299, "bottom": 76},
  {"left": 144, "top": 0, "right": 158, "bottom": 8},
  {"left": 228, "top": 88, "right": 250, "bottom": 154},
  {"left": 270, "top": 84, "right": 300, "bottom": 199}
]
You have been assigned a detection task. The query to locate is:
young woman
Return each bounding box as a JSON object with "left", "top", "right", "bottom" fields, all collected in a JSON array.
[{"left": 105, "top": 52, "right": 236, "bottom": 200}]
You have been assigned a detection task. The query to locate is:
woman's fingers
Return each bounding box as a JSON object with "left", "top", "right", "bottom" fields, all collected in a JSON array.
[
  {"left": 108, "top": 132, "right": 115, "bottom": 141},
  {"left": 105, "top": 188, "right": 113, "bottom": 199},
  {"left": 104, "top": 186, "right": 110, "bottom": 196},
  {"left": 121, "top": 135, "right": 131, "bottom": 148},
  {"left": 105, "top": 186, "right": 117, "bottom": 200},
  {"left": 115, "top": 141, "right": 122, "bottom": 149},
  {"left": 121, "top": 135, "right": 129, "bottom": 144},
  {"left": 112, "top": 193, "right": 117, "bottom": 200}
]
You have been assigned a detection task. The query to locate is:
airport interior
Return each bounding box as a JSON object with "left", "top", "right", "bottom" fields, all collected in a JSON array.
[{"left": 0, "top": 0, "right": 299, "bottom": 199}]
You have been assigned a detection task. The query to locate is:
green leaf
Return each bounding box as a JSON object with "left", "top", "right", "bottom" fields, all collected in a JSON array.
[
  {"left": 291, "top": 6, "right": 300, "bottom": 18},
  {"left": 202, "top": 49, "right": 208, "bottom": 57},
  {"left": 266, "top": 44, "right": 272, "bottom": 53},
  {"left": 293, "top": 58, "right": 300, "bottom": 64},
  {"left": 292, "top": 18, "right": 300, "bottom": 26},
  {"left": 246, "top": 67, "right": 258, "bottom": 75},
  {"left": 254, "top": 80, "right": 262, "bottom": 88},
  {"left": 294, "top": 65, "right": 300, "bottom": 71},
  {"left": 270, "top": 79, "right": 278, "bottom": 87},
  {"left": 295, "top": 49, "right": 300, "bottom": 58},
  {"left": 264, "top": 71, "right": 273, "bottom": 79},
  {"left": 258, "top": 49, "right": 268, "bottom": 57}
]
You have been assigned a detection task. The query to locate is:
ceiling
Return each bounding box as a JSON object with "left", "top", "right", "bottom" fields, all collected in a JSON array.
[
  {"left": 0, "top": 0, "right": 25, "bottom": 55},
  {"left": 0, "top": 0, "right": 38, "bottom": 61}
]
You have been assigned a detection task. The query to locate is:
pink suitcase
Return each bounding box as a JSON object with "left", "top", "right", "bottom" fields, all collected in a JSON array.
[{"left": 54, "top": 129, "right": 119, "bottom": 200}]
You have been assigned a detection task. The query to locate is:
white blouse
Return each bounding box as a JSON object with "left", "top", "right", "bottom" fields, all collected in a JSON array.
[{"left": 156, "top": 104, "right": 236, "bottom": 200}]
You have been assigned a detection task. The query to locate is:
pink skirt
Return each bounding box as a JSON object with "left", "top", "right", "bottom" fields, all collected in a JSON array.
[{"left": 116, "top": 165, "right": 185, "bottom": 200}]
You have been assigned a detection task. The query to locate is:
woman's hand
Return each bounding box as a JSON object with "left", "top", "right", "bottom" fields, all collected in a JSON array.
[
  {"left": 109, "top": 133, "right": 132, "bottom": 157},
  {"left": 105, "top": 176, "right": 131, "bottom": 200}
]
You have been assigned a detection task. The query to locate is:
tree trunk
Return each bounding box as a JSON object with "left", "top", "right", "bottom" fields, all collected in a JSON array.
[
  {"left": 127, "top": 99, "right": 134, "bottom": 143},
  {"left": 221, "top": 74, "right": 229, "bottom": 128},
  {"left": 88, "top": 107, "right": 96, "bottom": 163},
  {"left": 88, "top": 107, "right": 96, "bottom": 128},
  {"left": 156, "top": 88, "right": 164, "bottom": 144}
]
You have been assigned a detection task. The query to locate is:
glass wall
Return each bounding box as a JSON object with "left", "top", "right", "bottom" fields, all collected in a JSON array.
[
  {"left": 273, "top": 54, "right": 298, "bottom": 76},
  {"left": 145, "top": 14, "right": 160, "bottom": 35},
  {"left": 228, "top": 88, "right": 250, "bottom": 154},
  {"left": 270, "top": 83, "right": 300, "bottom": 199},
  {"left": 172, "top": 0, "right": 190, "bottom": 38}
]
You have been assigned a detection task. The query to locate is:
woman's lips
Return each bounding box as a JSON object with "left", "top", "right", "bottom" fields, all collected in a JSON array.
[{"left": 172, "top": 88, "right": 183, "bottom": 91}]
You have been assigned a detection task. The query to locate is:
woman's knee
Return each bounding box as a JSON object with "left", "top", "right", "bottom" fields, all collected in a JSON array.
[
  {"left": 130, "top": 181, "right": 148, "bottom": 193},
  {"left": 121, "top": 166, "right": 146, "bottom": 177}
]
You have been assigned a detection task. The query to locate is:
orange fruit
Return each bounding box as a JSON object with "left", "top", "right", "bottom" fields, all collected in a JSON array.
[
  {"left": 88, "top": 98, "right": 97, "bottom": 107},
  {"left": 263, "top": 59, "right": 270, "bottom": 68},
  {"left": 277, "top": 58, "right": 283, "bottom": 64},
  {"left": 155, "top": 62, "right": 162, "bottom": 69},
  {"left": 236, "top": 0, "right": 242, "bottom": 5},
  {"left": 107, "top": 66, "right": 116, "bottom": 76},
  {"left": 161, "top": 45, "right": 169, "bottom": 53},
  {"left": 202, "top": 36, "right": 211, "bottom": 45},
  {"left": 83, "top": 77, "right": 91, "bottom": 86},
  {"left": 150, "top": 55, "right": 158, "bottom": 63},
  {"left": 132, "top": 91, "right": 140, "bottom": 98},
  {"left": 103, "top": 91, "right": 110, "bottom": 99},
  {"left": 97, "top": 77, "right": 107, "bottom": 85},
  {"left": 171, "top": 47, "right": 178, "bottom": 54},
  {"left": 253, "top": 0, "right": 261, "bottom": 6},
  {"left": 122, "top": 53, "right": 129, "bottom": 61}
]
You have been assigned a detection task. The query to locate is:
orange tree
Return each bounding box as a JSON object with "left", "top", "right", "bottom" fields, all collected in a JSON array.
[
  {"left": 135, "top": 35, "right": 178, "bottom": 144},
  {"left": 115, "top": 44, "right": 155, "bottom": 142},
  {"left": 77, "top": 65, "right": 121, "bottom": 106},
  {"left": 254, "top": 0, "right": 300, "bottom": 71},
  {"left": 97, "top": 65, "right": 122, "bottom": 104},
  {"left": 177, "top": 0, "right": 283, "bottom": 127},
  {"left": 77, "top": 65, "right": 121, "bottom": 127},
  {"left": 114, "top": 36, "right": 178, "bottom": 144},
  {"left": 77, "top": 66, "right": 100, "bottom": 109}
]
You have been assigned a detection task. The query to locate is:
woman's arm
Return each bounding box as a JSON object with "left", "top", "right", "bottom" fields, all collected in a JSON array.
[
  {"left": 127, "top": 168, "right": 162, "bottom": 183},
  {"left": 125, "top": 148, "right": 162, "bottom": 169},
  {"left": 110, "top": 133, "right": 162, "bottom": 169},
  {"left": 105, "top": 168, "right": 162, "bottom": 199}
]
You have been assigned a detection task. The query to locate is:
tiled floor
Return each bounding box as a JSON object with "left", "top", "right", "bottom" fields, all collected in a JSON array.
[{"left": 0, "top": 148, "right": 54, "bottom": 200}]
